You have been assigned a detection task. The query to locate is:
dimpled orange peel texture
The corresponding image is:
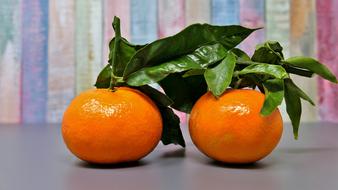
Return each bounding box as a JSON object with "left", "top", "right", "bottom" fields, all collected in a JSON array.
[
  {"left": 62, "top": 87, "right": 163, "bottom": 164},
  {"left": 189, "top": 89, "right": 283, "bottom": 163}
]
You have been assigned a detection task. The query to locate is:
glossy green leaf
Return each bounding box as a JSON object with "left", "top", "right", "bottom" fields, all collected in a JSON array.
[
  {"left": 204, "top": 52, "right": 237, "bottom": 96},
  {"left": 104, "top": 16, "right": 123, "bottom": 89},
  {"left": 95, "top": 39, "right": 145, "bottom": 88},
  {"left": 231, "top": 48, "right": 251, "bottom": 61},
  {"left": 238, "top": 63, "right": 289, "bottom": 79},
  {"left": 159, "top": 106, "right": 185, "bottom": 147},
  {"left": 284, "top": 79, "right": 302, "bottom": 139},
  {"left": 96, "top": 17, "right": 121, "bottom": 88},
  {"left": 183, "top": 69, "right": 205, "bottom": 77},
  {"left": 185, "top": 43, "right": 227, "bottom": 68},
  {"left": 284, "top": 78, "right": 315, "bottom": 106},
  {"left": 265, "top": 41, "right": 284, "bottom": 56},
  {"left": 123, "top": 24, "right": 257, "bottom": 77},
  {"left": 137, "top": 85, "right": 173, "bottom": 107},
  {"left": 95, "top": 64, "right": 113, "bottom": 88},
  {"left": 108, "top": 38, "right": 145, "bottom": 76},
  {"left": 260, "top": 79, "right": 284, "bottom": 116},
  {"left": 285, "top": 56, "right": 338, "bottom": 83},
  {"left": 251, "top": 41, "right": 284, "bottom": 64},
  {"left": 126, "top": 60, "right": 202, "bottom": 86},
  {"left": 126, "top": 43, "right": 227, "bottom": 86},
  {"left": 284, "top": 66, "right": 314, "bottom": 78},
  {"left": 252, "top": 46, "right": 279, "bottom": 64},
  {"left": 159, "top": 74, "right": 207, "bottom": 113}
]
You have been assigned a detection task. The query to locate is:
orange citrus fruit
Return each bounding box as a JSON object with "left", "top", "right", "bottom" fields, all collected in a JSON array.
[
  {"left": 189, "top": 89, "right": 283, "bottom": 163},
  {"left": 62, "top": 87, "right": 162, "bottom": 164}
]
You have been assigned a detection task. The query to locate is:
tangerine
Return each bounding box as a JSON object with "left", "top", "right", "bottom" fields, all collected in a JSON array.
[
  {"left": 189, "top": 89, "right": 283, "bottom": 163},
  {"left": 62, "top": 87, "right": 162, "bottom": 164}
]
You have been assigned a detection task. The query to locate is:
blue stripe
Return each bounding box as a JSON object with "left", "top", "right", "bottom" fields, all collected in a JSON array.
[
  {"left": 21, "top": 0, "right": 49, "bottom": 123},
  {"left": 130, "top": 0, "right": 157, "bottom": 44},
  {"left": 212, "top": 0, "right": 240, "bottom": 25}
]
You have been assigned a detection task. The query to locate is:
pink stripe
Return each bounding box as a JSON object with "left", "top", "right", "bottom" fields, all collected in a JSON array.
[
  {"left": 157, "top": 0, "right": 185, "bottom": 38},
  {"left": 103, "top": 0, "right": 130, "bottom": 65},
  {"left": 47, "top": 0, "right": 76, "bottom": 123},
  {"left": 239, "top": 0, "right": 265, "bottom": 56},
  {"left": 0, "top": 0, "right": 22, "bottom": 123},
  {"left": 21, "top": 0, "right": 49, "bottom": 123},
  {"left": 316, "top": 0, "right": 338, "bottom": 122}
]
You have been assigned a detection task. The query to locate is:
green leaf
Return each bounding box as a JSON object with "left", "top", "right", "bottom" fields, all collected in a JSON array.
[
  {"left": 126, "top": 60, "right": 201, "bottom": 86},
  {"left": 284, "top": 79, "right": 315, "bottom": 106},
  {"left": 159, "top": 74, "right": 207, "bottom": 113},
  {"left": 238, "top": 63, "right": 289, "bottom": 79},
  {"left": 284, "top": 66, "right": 314, "bottom": 78},
  {"left": 252, "top": 46, "right": 279, "bottom": 64},
  {"left": 159, "top": 106, "right": 185, "bottom": 147},
  {"left": 107, "top": 16, "right": 123, "bottom": 90},
  {"left": 204, "top": 52, "right": 237, "bottom": 96},
  {"left": 95, "top": 17, "right": 123, "bottom": 89},
  {"left": 95, "top": 39, "right": 145, "bottom": 88},
  {"left": 136, "top": 85, "right": 173, "bottom": 107},
  {"left": 108, "top": 38, "right": 145, "bottom": 76},
  {"left": 260, "top": 79, "right": 284, "bottom": 116},
  {"left": 265, "top": 41, "right": 284, "bottom": 56},
  {"left": 284, "top": 79, "right": 302, "bottom": 139},
  {"left": 95, "top": 64, "right": 113, "bottom": 88},
  {"left": 231, "top": 48, "right": 251, "bottom": 61},
  {"left": 183, "top": 69, "right": 205, "bottom": 77},
  {"left": 126, "top": 43, "right": 227, "bottom": 86},
  {"left": 251, "top": 41, "right": 284, "bottom": 64},
  {"left": 185, "top": 43, "right": 227, "bottom": 68},
  {"left": 123, "top": 24, "right": 257, "bottom": 77},
  {"left": 285, "top": 56, "right": 338, "bottom": 83}
]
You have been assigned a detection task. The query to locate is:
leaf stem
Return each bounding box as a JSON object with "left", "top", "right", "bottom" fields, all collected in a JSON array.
[
  {"left": 236, "top": 60, "right": 252, "bottom": 65},
  {"left": 109, "top": 16, "right": 121, "bottom": 90},
  {"left": 234, "top": 78, "right": 242, "bottom": 89},
  {"left": 284, "top": 65, "right": 314, "bottom": 78}
]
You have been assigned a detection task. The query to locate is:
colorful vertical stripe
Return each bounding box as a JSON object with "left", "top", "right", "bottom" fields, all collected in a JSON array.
[
  {"left": 75, "top": 0, "right": 103, "bottom": 94},
  {"left": 316, "top": 0, "right": 338, "bottom": 122},
  {"left": 290, "top": 0, "right": 318, "bottom": 122},
  {"left": 130, "top": 0, "right": 157, "bottom": 44},
  {"left": 239, "top": 0, "right": 265, "bottom": 55},
  {"left": 212, "top": 0, "right": 240, "bottom": 25},
  {"left": 266, "top": 0, "right": 290, "bottom": 57},
  {"left": 158, "top": 0, "right": 185, "bottom": 38},
  {"left": 0, "top": 0, "right": 21, "bottom": 123},
  {"left": 185, "top": 0, "right": 210, "bottom": 25},
  {"left": 21, "top": 0, "right": 49, "bottom": 123},
  {"left": 47, "top": 0, "right": 76, "bottom": 123}
]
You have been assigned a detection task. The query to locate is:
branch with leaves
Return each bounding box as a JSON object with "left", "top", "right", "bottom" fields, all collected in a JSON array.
[{"left": 95, "top": 16, "right": 337, "bottom": 146}]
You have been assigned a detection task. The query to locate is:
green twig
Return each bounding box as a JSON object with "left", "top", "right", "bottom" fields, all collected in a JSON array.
[
  {"left": 109, "top": 16, "right": 121, "bottom": 90},
  {"left": 236, "top": 60, "right": 254, "bottom": 65},
  {"left": 234, "top": 78, "right": 243, "bottom": 89}
]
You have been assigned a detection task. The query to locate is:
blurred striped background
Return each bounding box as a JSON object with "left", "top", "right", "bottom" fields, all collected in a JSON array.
[{"left": 0, "top": 0, "right": 337, "bottom": 124}]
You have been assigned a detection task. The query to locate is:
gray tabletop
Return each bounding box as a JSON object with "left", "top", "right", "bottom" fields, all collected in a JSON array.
[{"left": 1, "top": 122, "right": 338, "bottom": 190}]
